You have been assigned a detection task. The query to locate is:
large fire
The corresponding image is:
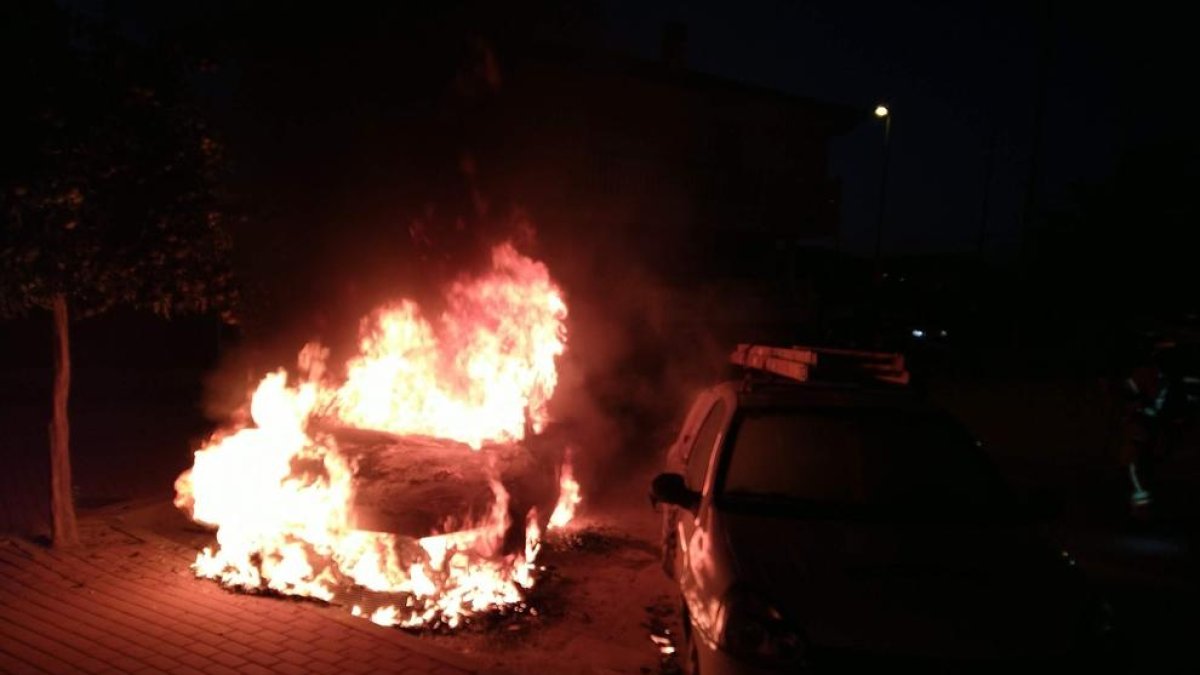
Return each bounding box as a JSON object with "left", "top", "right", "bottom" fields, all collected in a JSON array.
[{"left": 174, "top": 243, "right": 578, "bottom": 628}]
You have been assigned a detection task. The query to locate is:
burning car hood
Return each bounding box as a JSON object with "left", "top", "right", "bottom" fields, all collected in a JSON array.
[
  {"left": 718, "top": 509, "right": 1091, "bottom": 662},
  {"left": 339, "top": 430, "right": 555, "bottom": 539}
]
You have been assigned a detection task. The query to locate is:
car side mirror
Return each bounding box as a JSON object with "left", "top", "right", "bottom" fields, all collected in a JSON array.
[{"left": 651, "top": 473, "right": 700, "bottom": 513}]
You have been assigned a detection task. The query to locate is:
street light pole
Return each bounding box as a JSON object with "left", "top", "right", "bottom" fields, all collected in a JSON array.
[
  {"left": 977, "top": 123, "right": 998, "bottom": 259},
  {"left": 872, "top": 105, "right": 892, "bottom": 270}
]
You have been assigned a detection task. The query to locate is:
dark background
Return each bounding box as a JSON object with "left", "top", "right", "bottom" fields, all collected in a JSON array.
[{"left": 2, "top": 2, "right": 1197, "bottom": 669}]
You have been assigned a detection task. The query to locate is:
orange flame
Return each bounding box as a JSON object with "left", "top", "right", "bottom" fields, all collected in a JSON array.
[
  {"left": 331, "top": 243, "right": 567, "bottom": 448},
  {"left": 547, "top": 451, "right": 582, "bottom": 530},
  {"left": 174, "top": 243, "right": 572, "bottom": 628}
]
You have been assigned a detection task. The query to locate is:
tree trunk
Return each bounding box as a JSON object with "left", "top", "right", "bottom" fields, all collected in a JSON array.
[{"left": 49, "top": 293, "right": 79, "bottom": 547}]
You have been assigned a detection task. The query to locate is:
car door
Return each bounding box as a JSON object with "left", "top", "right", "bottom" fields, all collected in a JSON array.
[
  {"left": 660, "top": 391, "right": 716, "bottom": 576},
  {"left": 676, "top": 393, "right": 731, "bottom": 639}
]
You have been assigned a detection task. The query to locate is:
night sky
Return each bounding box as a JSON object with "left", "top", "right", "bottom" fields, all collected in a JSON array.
[
  {"left": 590, "top": 0, "right": 1191, "bottom": 258},
  {"left": 71, "top": 0, "right": 1195, "bottom": 259}
]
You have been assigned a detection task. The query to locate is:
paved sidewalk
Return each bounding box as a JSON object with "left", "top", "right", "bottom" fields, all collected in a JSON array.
[{"left": 0, "top": 521, "right": 480, "bottom": 674}]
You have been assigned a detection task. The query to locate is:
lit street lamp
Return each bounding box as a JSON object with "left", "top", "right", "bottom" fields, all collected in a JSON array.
[{"left": 873, "top": 104, "right": 892, "bottom": 270}]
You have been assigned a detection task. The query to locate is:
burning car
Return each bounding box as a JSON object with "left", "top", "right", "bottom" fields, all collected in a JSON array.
[
  {"left": 651, "top": 344, "right": 1121, "bottom": 673},
  {"left": 174, "top": 243, "right": 581, "bottom": 629}
]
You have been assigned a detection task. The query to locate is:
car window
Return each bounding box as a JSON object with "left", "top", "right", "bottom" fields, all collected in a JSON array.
[
  {"left": 719, "top": 408, "right": 1014, "bottom": 517},
  {"left": 685, "top": 401, "right": 727, "bottom": 491},
  {"left": 675, "top": 395, "right": 713, "bottom": 464}
]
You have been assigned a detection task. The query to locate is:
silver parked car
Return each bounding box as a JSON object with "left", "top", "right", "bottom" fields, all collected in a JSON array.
[{"left": 651, "top": 345, "right": 1120, "bottom": 673}]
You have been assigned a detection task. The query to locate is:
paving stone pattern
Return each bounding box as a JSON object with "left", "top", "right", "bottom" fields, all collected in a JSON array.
[{"left": 0, "top": 524, "right": 478, "bottom": 674}]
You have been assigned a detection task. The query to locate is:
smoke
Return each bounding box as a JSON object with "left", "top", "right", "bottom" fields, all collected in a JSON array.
[
  {"left": 545, "top": 262, "right": 728, "bottom": 501},
  {"left": 198, "top": 21, "right": 751, "bottom": 507}
]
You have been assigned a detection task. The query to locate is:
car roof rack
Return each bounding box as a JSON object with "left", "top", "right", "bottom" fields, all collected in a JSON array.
[{"left": 730, "top": 343, "right": 910, "bottom": 386}]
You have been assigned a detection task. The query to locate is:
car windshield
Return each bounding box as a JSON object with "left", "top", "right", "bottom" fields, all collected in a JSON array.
[{"left": 719, "top": 408, "right": 1015, "bottom": 518}]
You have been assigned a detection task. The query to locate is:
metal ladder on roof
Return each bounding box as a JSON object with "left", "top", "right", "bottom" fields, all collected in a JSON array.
[{"left": 730, "top": 343, "right": 910, "bottom": 386}]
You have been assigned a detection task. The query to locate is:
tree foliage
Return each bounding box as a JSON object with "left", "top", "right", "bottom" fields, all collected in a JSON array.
[{"left": 1, "top": 1, "right": 238, "bottom": 321}]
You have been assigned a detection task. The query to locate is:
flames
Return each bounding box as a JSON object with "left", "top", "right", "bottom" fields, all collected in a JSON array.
[
  {"left": 174, "top": 243, "right": 579, "bottom": 628},
  {"left": 332, "top": 244, "right": 567, "bottom": 448},
  {"left": 547, "top": 450, "right": 582, "bottom": 531}
]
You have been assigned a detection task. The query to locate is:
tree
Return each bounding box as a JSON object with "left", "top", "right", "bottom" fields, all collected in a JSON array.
[{"left": 1, "top": 3, "right": 238, "bottom": 546}]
